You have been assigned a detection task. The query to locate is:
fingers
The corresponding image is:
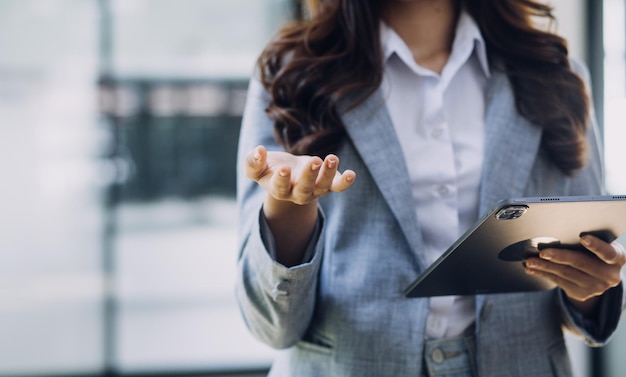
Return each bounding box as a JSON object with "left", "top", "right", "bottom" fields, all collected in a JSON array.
[
  {"left": 332, "top": 169, "right": 356, "bottom": 192},
  {"left": 291, "top": 155, "right": 355, "bottom": 204},
  {"left": 532, "top": 239, "right": 624, "bottom": 284},
  {"left": 245, "top": 145, "right": 268, "bottom": 181},
  {"left": 313, "top": 155, "right": 338, "bottom": 196},
  {"left": 270, "top": 165, "right": 293, "bottom": 200},
  {"left": 536, "top": 247, "right": 610, "bottom": 282},
  {"left": 525, "top": 257, "right": 605, "bottom": 301},
  {"left": 244, "top": 147, "right": 356, "bottom": 205},
  {"left": 313, "top": 155, "right": 356, "bottom": 195},
  {"left": 290, "top": 157, "right": 323, "bottom": 204},
  {"left": 524, "top": 236, "right": 626, "bottom": 301},
  {"left": 581, "top": 235, "right": 626, "bottom": 266}
]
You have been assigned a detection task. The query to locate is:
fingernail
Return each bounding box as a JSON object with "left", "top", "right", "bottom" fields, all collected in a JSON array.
[
  {"left": 279, "top": 169, "right": 288, "bottom": 177},
  {"left": 581, "top": 236, "right": 591, "bottom": 246},
  {"left": 311, "top": 163, "right": 321, "bottom": 171},
  {"left": 539, "top": 251, "right": 551, "bottom": 260},
  {"left": 327, "top": 158, "right": 336, "bottom": 169},
  {"left": 345, "top": 174, "right": 354, "bottom": 182}
]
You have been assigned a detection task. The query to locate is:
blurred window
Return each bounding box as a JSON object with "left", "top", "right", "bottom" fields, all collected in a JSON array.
[
  {"left": 103, "top": 0, "right": 293, "bottom": 373},
  {"left": 604, "top": 0, "right": 626, "bottom": 194},
  {"left": 0, "top": 0, "right": 293, "bottom": 375},
  {"left": 0, "top": 1, "right": 105, "bottom": 375},
  {"left": 603, "top": 2, "right": 626, "bottom": 377}
]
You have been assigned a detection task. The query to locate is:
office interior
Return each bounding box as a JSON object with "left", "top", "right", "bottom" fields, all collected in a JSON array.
[{"left": 0, "top": 0, "right": 625, "bottom": 376}]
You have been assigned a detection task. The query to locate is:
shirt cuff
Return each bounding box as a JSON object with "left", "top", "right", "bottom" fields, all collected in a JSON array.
[{"left": 259, "top": 207, "right": 323, "bottom": 266}]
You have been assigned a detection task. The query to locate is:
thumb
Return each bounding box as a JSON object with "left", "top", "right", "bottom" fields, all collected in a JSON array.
[{"left": 245, "top": 145, "right": 268, "bottom": 181}]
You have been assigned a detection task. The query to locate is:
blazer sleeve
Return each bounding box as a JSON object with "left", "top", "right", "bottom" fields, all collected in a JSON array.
[
  {"left": 234, "top": 75, "right": 325, "bottom": 349},
  {"left": 556, "top": 59, "right": 626, "bottom": 346}
]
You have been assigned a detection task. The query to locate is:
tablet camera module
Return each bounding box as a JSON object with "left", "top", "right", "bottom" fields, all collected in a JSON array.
[{"left": 495, "top": 205, "right": 528, "bottom": 220}]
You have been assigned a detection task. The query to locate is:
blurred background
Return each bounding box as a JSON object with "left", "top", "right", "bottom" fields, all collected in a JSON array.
[{"left": 0, "top": 0, "right": 625, "bottom": 376}]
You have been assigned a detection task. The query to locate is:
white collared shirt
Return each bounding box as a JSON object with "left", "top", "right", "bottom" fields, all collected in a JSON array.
[{"left": 380, "top": 11, "right": 490, "bottom": 339}]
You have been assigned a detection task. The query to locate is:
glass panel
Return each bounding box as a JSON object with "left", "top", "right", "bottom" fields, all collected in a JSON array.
[
  {"left": 103, "top": 0, "right": 291, "bottom": 373},
  {"left": 110, "top": 0, "right": 290, "bottom": 79},
  {"left": 603, "top": 1, "right": 626, "bottom": 377},
  {"left": 0, "top": 0, "right": 292, "bottom": 375},
  {"left": 604, "top": 0, "right": 626, "bottom": 194},
  {"left": 0, "top": 0, "right": 105, "bottom": 375}
]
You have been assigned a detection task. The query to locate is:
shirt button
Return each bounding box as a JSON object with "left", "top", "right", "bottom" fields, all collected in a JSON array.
[
  {"left": 430, "top": 128, "right": 444, "bottom": 139},
  {"left": 426, "top": 315, "right": 447, "bottom": 338},
  {"left": 437, "top": 185, "right": 450, "bottom": 197},
  {"left": 431, "top": 348, "right": 445, "bottom": 364},
  {"left": 271, "top": 279, "right": 290, "bottom": 300}
]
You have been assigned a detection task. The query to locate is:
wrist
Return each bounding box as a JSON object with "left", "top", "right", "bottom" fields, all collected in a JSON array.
[
  {"left": 568, "top": 295, "right": 601, "bottom": 318},
  {"left": 262, "top": 195, "right": 319, "bottom": 267},
  {"left": 263, "top": 195, "right": 318, "bottom": 221}
]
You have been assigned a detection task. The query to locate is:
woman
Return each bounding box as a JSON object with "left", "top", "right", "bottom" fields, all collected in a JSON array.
[{"left": 236, "top": 0, "right": 626, "bottom": 375}]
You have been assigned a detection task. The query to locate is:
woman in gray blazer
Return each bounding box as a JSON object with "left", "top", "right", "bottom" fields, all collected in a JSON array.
[{"left": 236, "top": 0, "right": 626, "bottom": 375}]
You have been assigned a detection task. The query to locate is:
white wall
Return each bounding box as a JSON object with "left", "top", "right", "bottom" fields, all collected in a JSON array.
[
  {"left": 0, "top": 1, "right": 106, "bottom": 374},
  {"left": 550, "top": 0, "right": 588, "bottom": 63}
]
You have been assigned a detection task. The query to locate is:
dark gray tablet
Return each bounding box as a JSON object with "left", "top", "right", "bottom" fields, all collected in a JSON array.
[{"left": 405, "top": 195, "right": 626, "bottom": 298}]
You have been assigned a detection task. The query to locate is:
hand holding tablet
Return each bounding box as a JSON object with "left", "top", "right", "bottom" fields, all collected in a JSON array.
[{"left": 405, "top": 195, "right": 626, "bottom": 297}]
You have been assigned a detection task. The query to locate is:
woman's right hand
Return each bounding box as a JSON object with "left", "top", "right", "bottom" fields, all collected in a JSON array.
[
  {"left": 244, "top": 145, "right": 356, "bottom": 205},
  {"left": 244, "top": 145, "right": 356, "bottom": 266}
]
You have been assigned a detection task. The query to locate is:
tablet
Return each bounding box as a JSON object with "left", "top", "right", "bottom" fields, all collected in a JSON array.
[{"left": 404, "top": 195, "right": 626, "bottom": 298}]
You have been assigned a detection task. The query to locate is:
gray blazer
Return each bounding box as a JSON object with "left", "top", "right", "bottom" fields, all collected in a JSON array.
[{"left": 235, "top": 61, "right": 626, "bottom": 377}]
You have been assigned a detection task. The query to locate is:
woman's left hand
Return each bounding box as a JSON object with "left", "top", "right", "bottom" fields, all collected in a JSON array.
[{"left": 525, "top": 235, "right": 626, "bottom": 315}]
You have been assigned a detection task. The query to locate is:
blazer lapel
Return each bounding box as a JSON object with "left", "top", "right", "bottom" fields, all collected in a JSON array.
[
  {"left": 478, "top": 70, "right": 543, "bottom": 216},
  {"left": 340, "top": 90, "right": 429, "bottom": 271},
  {"left": 337, "top": 71, "right": 543, "bottom": 275}
]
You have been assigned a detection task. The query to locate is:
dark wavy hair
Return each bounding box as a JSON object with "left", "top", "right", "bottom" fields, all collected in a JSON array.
[{"left": 257, "top": 0, "right": 590, "bottom": 175}]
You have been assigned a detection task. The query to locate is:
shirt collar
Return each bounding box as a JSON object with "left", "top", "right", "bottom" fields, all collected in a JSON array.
[{"left": 380, "top": 9, "right": 491, "bottom": 78}]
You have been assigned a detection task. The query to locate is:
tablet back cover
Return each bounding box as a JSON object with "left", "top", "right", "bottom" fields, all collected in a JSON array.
[{"left": 404, "top": 195, "right": 626, "bottom": 297}]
